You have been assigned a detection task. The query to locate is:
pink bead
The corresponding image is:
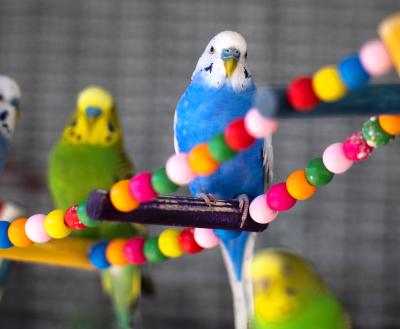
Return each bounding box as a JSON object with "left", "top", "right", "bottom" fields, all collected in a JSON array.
[
  {"left": 165, "top": 153, "right": 196, "bottom": 186},
  {"left": 124, "top": 237, "right": 147, "bottom": 265},
  {"left": 359, "top": 39, "right": 392, "bottom": 76},
  {"left": 249, "top": 194, "right": 279, "bottom": 224},
  {"left": 129, "top": 172, "right": 157, "bottom": 203},
  {"left": 25, "top": 214, "right": 51, "bottom": 243},
  {"left": 244, "top": 108, "right": 279, "bottom": 139},
  {"left": 266, "top": 182, "right": 297, "bottom": 211},
  {"left": 343, "top": 131, "right": 373, "bottom": 162},
  {"left": 193, "top": 228, "right": 220, "bottom": 248},
  {"left": 323, "top": 142, "right": 354, "bottom": 174}
]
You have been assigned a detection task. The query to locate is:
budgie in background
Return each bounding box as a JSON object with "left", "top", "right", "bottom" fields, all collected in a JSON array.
[
  {"left": 0, "top": 75, "right": 21, "bottom": 170},
  {"left": 174, "top": 31, "right": 272, "bottom": 328},
  {"left": 250, "top": 250, "right": 351, "bottom": 329},
  {"left": 48, "top": 86, "right": 144, "bottom": 329},
  {"left": 0, "top": 75, "right": 22, "bottom": 300}
]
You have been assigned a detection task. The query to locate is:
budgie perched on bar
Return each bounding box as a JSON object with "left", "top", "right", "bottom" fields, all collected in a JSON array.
[
  {"left": 174, "top": 31, "right": 272, "bottom": 328},
  {"left": 48, "top": 86, "right": 144, "bottom": 329},
  {"left": 250, "top": 250, "right": 351, "bottom": 329}
]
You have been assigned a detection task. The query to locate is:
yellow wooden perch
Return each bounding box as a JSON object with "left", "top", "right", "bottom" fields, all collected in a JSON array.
[{"left": 0, "top": 237, "right": 95, "bottom": 271}]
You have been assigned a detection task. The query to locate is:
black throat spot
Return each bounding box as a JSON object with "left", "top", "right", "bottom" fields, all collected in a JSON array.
[{"left": 205, "top": 63, "right": 213, "bottom": 73}]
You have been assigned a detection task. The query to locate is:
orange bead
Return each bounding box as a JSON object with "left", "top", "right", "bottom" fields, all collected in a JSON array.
[
  {"left": 286, "top": 169, "right": 317, "bottom": 201},
  {"left": 188, "top": 143, "right": 219, "bottom": 176},
  {"left": 378, "top": 114, "right": 400, "bottom": 135},
  {"left": 106, "top": 238, "right": 129, "bottom": 265},
  {"left": 110, "top": 179, "right": 140, "bottom": 212},
  {"left": 8, "top": 217, "right": 32, "bottom": 247}
]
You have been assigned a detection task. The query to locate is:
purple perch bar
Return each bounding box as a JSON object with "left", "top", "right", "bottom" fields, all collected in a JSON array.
[{"left": 86, "top": 190, "right": 268, "bottom": 232}]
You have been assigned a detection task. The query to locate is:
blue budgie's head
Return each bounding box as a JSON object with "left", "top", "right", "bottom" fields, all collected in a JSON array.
[
  {"left": 0, "top": 76, "right": 21, "bottom": 169},
  {"left": 191, "top": 31, "right": 253, "bottom": 92},
  {"left": 0, "top": 76, "right": 21, "bottom": 111}
]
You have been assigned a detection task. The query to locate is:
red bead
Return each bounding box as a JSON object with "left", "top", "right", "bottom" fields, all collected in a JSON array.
[
  {"left": 124, "top": 237, "right": 147, "bottom": 265},
  {"left": 130, "top": 172, "right": 158, "bottom": 203},
  {"left": 287, "top": 76, "right": 320, "bottom": 112},
  {"left": 64, "top": 205, "right": 86, "bottom": 230},
  {"left": 267, "top": 182, "right": 297, "bottom": 211},
  {"left": 178, "top": 228, "right": 203, "bottom": 254},
  {"left": 224, "top": 118, "right": 255, "bottom": 151}
]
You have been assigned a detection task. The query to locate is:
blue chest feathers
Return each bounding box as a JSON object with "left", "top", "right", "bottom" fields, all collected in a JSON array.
[{"left": 175, "top": 82, "right": 264, "bottom": 200}]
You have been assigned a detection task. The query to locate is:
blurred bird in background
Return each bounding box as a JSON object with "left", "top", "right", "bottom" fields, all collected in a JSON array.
[
  {"left": 48, "top": 86, "right": 146, "bottom": 329},
  {"left": 0, "top": 75, "right": 24, "bottom": 300},
  {"left": 174, "top": 31, "right": 272, "bottom": 328},
  {"left": 0, "top": 75, "right": 21, "bottom": 170},
  {"left": 250, "top": 250, "right": 351, "bottom": 329}
]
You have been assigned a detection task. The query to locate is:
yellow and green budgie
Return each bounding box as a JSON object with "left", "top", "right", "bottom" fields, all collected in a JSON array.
[
  {"left": 250, "top": 250, "right": 351, "bottom": 329},
  {"left": 48, "top": 86, "right": 144, "bottom": 329}
]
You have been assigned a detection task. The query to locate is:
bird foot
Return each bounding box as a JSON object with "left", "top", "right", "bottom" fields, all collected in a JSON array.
[
  {"left": 237, "top": 194, "right": 250, "bottom": 228},
  {"left": 199, "top": 193, "right": 217, "bottom": 208}
]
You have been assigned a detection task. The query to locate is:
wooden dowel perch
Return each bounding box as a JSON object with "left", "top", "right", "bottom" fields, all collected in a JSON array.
[
  {"left": 0, "top": 237, "right": 94, "bottom": 271},
  {"left": 87, "top": 190, "right": 268, "bottom": 232},
  {"left": 255, "top": 84, "right": 400, "bottom": 118}
]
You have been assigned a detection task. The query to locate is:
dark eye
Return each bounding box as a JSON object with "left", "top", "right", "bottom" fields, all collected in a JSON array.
[
  {"left": 0, "top": 94, "right": 3, "bottom": 101},
  {"left": 209, "top": 46, "right": 215, "bottom": 54},
  {"left": 245, "top": 52, "right": 248, "bottom": 59},
  {"left": 0, "top": 111, "right": 8, "bottom": 121},
  {"left": 108, "top": 122, "right": 115, "bottom": 132}
]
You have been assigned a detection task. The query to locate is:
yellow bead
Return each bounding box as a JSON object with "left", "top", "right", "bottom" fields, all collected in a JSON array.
[
  {"left": 379, "top": 13, "right": 400, "bottom": 75},
  {"left": 158, "top": 229, "right": 183, "bottom": 258},
  {"left": 44, "top": 209, "right": 71, "bottom": 239},
  {"left": 312, "top": 65, "right": 347, "bottom": 102}
]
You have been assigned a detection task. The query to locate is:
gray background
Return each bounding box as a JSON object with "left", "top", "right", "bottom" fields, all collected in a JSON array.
[{"left": 0, "top": 0, "right": 398, "bottom": 328}]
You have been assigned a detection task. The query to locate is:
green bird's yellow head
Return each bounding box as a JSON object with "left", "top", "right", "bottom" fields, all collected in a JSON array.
[
  {"left": 250, "top": 250, "right": 328, "bottom": 325},
  {"left": 62, "top": 86, "right": 122, "bottom": 146}
]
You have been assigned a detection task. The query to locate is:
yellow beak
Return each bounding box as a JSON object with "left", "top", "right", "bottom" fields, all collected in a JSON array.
[{"left": 224, "top": 57, "right": 238, "bottom": 77}]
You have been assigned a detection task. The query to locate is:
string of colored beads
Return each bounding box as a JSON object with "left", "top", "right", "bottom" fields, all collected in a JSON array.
[
  {"left": 0, "top": 203, "right": 222, "bottom": 270},
  {"left": 249, "top": 114, "right": 398, "bottom": 224},
  {"left": 287, "top": 37, "right": 393, "bottom": 112},
  {"left": 0, "top": 28, "right": 398, "bottom": 271},
  {"left": 88, "top": 227, "right": 218, "bottom": 269}
]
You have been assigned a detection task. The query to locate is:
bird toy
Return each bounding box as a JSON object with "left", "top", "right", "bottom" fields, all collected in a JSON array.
[{"left": 0, "top": 11, "right": 399, "bottom": 329}]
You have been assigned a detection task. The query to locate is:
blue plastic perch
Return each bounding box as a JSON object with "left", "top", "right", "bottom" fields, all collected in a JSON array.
[{"left": 255, "top": 84, "right": 400, "bottom": 118}]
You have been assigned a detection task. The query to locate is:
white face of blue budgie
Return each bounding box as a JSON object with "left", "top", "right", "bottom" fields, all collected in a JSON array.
[
  {"left": 0, "top": 76, "right": 20, "bottom": 139},
  {"left": 0, "top": 75, "right": 21, "bottom": 108},
  {"left": 191, "top": 31, "right": 253, "bottom": 92}
]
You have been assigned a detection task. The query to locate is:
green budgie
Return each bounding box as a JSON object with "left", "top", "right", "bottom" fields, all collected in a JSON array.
[
  {"left": 250, "top": 250, "right": 351, "bottom": 329},
  {"left": 48, "top": 86, "right": 144, "bottom": 329}
]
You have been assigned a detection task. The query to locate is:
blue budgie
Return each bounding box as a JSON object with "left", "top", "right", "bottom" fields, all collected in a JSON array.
[
  {"left": 0, "top": 75, "right": 20, "bottom": 170},
  {"left": 0, "top": 75, "right": 22, "bottom": 300},
  {"left": 174, "top": 31, "right": 272, "bottom": 328}
]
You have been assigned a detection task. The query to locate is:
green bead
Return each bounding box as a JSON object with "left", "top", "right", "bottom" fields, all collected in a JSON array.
[
  {"left": 77, "top": 201, "right": 99, "bottom": 227},
  {"left": 362, "top": 116, "right": 394, "bottom": 148},
  {"left": 305, "top": 157, "right": 334, "bottom": 186},
  {"left": 208, "top": 133, "right": 237, "bottom": 162},
  {"left": 143, "top": 236, "right": 167, "bottom": 263},
  {"left": 151, "top": 167, "right": 178, "bottom": 194}
]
